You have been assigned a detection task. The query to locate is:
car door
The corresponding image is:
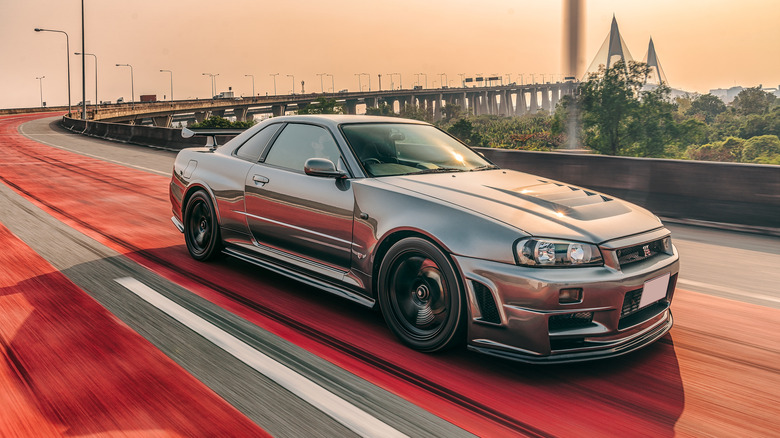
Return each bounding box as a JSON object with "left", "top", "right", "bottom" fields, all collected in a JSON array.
[{"left": 244, "top": 122, "right": 355, "bottom": 272}]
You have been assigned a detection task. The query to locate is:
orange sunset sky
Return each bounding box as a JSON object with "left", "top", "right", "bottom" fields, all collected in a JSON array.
[{"left": 2, "top": 0, "right": 778, "bottom": 108}]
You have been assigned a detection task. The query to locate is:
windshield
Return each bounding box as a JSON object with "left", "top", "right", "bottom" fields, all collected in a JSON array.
[{"left": 341, "top": 123, "right": 495, "bottom": 177}]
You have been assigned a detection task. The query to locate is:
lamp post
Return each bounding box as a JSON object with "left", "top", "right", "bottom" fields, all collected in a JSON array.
[
  {"left": 115, "top": 63, "right": 134, "bottom": 104},
  {"left": 36, "top": 76, "right": 45, "bottom": 107},
  {"left": 439, "top": 73, "right": 447, "bottom": 89},
  {"left": 418, "top": 73, "right": 427, "bottom": 89},
  {"left": 202, "top": 73, "right": 218, "bottom": 98},
  {"left": 34, "top": 28, "right": 70, "bottom": 116},
  {"left": 389, "top": 73, "right": 401, "bottom": 90},
  {"left": 244, "top": 74, "right": 254, "bottom": 97},
  {"left": 458, "top": 73, "right": 465, "bottom": 87},
  {"left": 270, "top": 73, "right": 278, "bottom": 95},
  {"left": 327, "top": 74, "right": 334, "bottom": 93},
  {"left": 286, "top": 74, "right": 295, "bottom": 94},
  {"left": 354, "top": 73, "right": 362, "bottom": 92},
  {"left": 76, "top": 52, "right": 97, "bottom": 106},
  {"left": 159, "top": 70, "right": 173, "bottom": 101},
  {"left": 316, "top": 73, "right": 326, "bottom": 93}
]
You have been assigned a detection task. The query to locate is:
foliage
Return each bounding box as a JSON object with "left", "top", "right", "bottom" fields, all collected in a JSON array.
[
  {"left": 741, "top": 135, "right": 780, "bottom": 164},
  {"left": 685, "top": 137, "right": 744, "bottom": 162},
  {"left": 298, "top": 97, "right": 343, "bottom": 114},
  {"left": 731, "top": 87, "right": 776, "bottom": 116},
  {"left": 399, "top": 104, "right": 433, "bottom": 123},
  {"left": 365, "top": 102, "right": 396, "bottom": 116},
  {"left": 440, "top": 113, "right": 563, "bottom": 150},
  {"left": 625, "top": 84, "right": 676, "bottom": 157},
  {"left": 189, "top": 115, "right": 255, "bottom": 129},
  {"left": 686, "top": 94, "right": 727, "bottom": 123},
  {"left": 578, "top": 60, "right": 651, "bottom": 155}
]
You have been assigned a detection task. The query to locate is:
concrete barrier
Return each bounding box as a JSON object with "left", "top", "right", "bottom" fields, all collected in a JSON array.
[
  {"left": 61, "top": 116, "right": 235, "bottom": 150},
  {"left": 477, "top": 148, "right": 780, "bottom": 232},
  {"left": 59, "top": 117, "right": 779, "bottom": 231}
]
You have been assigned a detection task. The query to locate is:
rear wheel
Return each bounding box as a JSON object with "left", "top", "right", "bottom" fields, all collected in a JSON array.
[
  {"left": 378, "top": 237, "right": 465, "bottom": 352},
  {"left": 184, "top": 191, "right": 222, "bottom": 261}
]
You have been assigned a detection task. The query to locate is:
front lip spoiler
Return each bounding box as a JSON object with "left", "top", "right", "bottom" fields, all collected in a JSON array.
[
  {"left": 171, "top": 216, "right": 184, "bottom": 233},
  {"left": 467, "top": 311, "right": 673, "bottom": 364}
]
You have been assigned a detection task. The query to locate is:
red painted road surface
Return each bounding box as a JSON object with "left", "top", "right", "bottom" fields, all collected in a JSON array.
[{"left": 2, "top": 113, "right": 779, "bottom": 436}]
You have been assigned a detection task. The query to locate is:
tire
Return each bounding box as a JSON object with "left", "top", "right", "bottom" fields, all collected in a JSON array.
[
  {"left": 184, "top": 191, "right": 222, "bottom": 261},
  {"left": 378, "top": 237, "right": 466, "bottom": 352}
]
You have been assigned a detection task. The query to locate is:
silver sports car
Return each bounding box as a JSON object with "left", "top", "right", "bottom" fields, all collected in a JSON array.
[{"left": 170, "top": 115, "right": 679, "bottom": 363}]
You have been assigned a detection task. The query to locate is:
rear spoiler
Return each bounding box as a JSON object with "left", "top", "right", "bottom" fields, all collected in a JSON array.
[{"left": 181, "top": 127, "right": 245, "bottom": 150}]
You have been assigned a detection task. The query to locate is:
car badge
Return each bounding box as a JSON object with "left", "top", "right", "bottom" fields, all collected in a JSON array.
[{"left": 643, "top": 245, "right": 651, "bottom": 257}]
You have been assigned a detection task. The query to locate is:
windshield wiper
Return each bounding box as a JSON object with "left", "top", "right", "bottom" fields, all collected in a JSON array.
[
  {"left": 470, "top": 164, "right": 499, "bottom": 171},
  {"left": 414, "top": 167, "right": 467, "bottom": 175}
]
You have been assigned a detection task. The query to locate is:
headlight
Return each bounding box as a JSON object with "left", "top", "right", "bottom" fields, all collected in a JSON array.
[{"left": 515, "top": 238, "right": 603, "bottom": 267}]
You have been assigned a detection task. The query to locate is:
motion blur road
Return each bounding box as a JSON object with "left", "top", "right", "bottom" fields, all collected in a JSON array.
[{"left": 1, "top": 113, "right": 778, "bottom": 437}]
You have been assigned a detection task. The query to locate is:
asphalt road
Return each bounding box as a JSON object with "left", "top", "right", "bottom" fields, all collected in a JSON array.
[
  {"left": 20, "top": 115, "right": 780, "bottom": 309},
  {"left": 2, "top": 114, "right": 778, "bottom": 437}
]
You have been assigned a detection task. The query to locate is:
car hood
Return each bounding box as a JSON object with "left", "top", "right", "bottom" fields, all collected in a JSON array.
[{"left": 380, "top": 169, "right": 662, "bottom": 243}]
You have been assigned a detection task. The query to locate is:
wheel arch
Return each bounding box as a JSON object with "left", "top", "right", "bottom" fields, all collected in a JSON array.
[{"left": 182, "top": 182, "right": 222, "bottom": 225}]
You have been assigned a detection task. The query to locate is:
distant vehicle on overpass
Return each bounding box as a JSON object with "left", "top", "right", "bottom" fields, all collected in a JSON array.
[{"left": 140, "top": 94, "right": 157, "bottom": 102}]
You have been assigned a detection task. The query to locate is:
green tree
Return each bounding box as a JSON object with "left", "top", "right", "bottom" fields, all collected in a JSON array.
[
  {"left": 731, "top": 87, "right": 776, "bottom": 116},
  {"left": 687, "top": 93, "right": 727, "bottom": 123},
  {"left": 298, "top": 97, "right": 343, "bottom": 114},
  {"left": 399, "top": 103, "right": 433, "bottom": 122},
  {"left": 741, "top": 135, "right": 780, "bottom": 163},
  {"left": 626, "top": 84, "right": 676, "bottom": 157},
  {"left": 365, "top": 102, "right": 396, "bottom": 116},
  {"left": 578, "top": 60, "right": 651, "bottom": 155},
  {"left": 685, "top": 137, "right": 744, "bottom": 162},
  {"left": 189, "top": 115, "right": 255, "bottom": 129}
]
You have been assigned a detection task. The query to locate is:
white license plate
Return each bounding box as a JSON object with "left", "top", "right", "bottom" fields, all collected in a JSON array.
[{"left": 639, "top": 273, "right": 670, "bottom": 308}]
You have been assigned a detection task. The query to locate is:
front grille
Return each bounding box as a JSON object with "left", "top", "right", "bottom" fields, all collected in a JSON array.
[
  {"left": 621, "top": 288, "right": 643, "bottom": 318},
  {"left": 549, "top": 312, "right": 594, "bottom": 331},
  {"left": 473, "top": 281, "right": 501, "bottom": 324},
  {"left": 617, "top": 238, "right": 666, "bottom": 267}
]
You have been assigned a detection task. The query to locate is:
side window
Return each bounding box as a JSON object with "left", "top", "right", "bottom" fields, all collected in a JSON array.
[
  {"left": 235, "top": 124, "right": 282, "bottom": 162},
  {"left": 263, "top": 124, "right": 342, "bottom": 172}
]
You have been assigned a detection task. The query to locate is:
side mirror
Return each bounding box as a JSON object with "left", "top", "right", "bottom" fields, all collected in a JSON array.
[{"left": 304, "top": 158, "right": 347, "bottom": 179}]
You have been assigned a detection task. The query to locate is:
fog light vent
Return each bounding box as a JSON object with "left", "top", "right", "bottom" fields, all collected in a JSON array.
[
  {"left": 549, "top": 312, "right": 594, "bottom": 331},
  {"left": 559, "top": 288, "right": 582, "bottom": 304},
  {"left": 472, "top": 281, "right": 501, "bottom": 324}
]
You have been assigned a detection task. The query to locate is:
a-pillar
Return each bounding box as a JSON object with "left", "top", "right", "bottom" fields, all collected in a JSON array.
[
  {"left": 344, "top": 99, "right": 358, "bottom": 115},
  {"left": 271, "top": 104, "right": 286, "bottom": 117},
  {"left": 233, "top": 107, "right": 248, "bottom": 122},
  {"left": 152, "top": 114, "right": 173, "bottom": 127}
]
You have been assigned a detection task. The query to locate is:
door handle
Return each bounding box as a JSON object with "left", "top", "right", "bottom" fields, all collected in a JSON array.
[{"left": 253, "top": 175, "right": 269, "bottom": 186}]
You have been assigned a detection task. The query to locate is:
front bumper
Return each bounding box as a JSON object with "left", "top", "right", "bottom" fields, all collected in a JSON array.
[{"left": 453, "top": 242, "right": 679, "bottom": 364}]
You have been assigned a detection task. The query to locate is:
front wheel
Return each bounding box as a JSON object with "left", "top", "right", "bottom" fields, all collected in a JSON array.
[
  {"left": 378, "top": 237, "right": 466, "bottom": 352},
  {"left": 184, "top": 191, "right": 222, "bottom": 261}
]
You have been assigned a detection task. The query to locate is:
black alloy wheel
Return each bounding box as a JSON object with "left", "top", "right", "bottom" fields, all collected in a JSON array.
[
  {"left": 378, "top": 237, "right": 465, "bottom": 352},
  {"left": 184, "top": 191, "right": 222, "bottom": 261}
]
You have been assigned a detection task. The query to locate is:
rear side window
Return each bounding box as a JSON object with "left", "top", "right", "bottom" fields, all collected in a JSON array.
[
  {"left": 263, "top": 124, "right": 341, "bottom": 172},
  {"left": 234, "top": 124, "right": 282, "bottom": 162}
]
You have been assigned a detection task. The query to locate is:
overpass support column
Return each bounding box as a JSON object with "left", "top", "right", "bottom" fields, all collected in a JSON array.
[
  {"left": 365, "top": 97, "right": 377, "bottom": 110},
  {"left": 550, "top": 86, "right": 560, "bottom": 111},
  {"left": 541, "top": 86, "right": 551, "bottom": 113},
  {"left": 433, "top": 93, "right": 444, "bottom": 121},
  {"left": 211, "top": 109, "right": 225, "bottom": 118},
  {"left": 516, "top": 91, "right": 527, "bottom": 115},
  {"left": 529, "top": 88, "right": 539, "bottom": 113},
  {"left": 233, "top": 107, "right": 248, "bottom": 122},
  {"left": 272, "top": 104, "right": 286, "bottom": 117},
  {"left": 152, "top": 115, "right": 173, "bottom": 127},
  {"left": 481, "top": 91, "right": 489, "bottom": 115},
  {"left": 345, "top": 99, "right": 358, "bottom": 115},
  {"left": 194, "top": 111, "right": 210, "bottom": 124},
  {"left": 498, "top": 91, "right": 509, "bottom": 116}
]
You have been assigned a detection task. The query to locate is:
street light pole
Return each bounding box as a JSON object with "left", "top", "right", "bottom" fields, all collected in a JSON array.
[
  {"left": 244, "top": 74, "right": 254, "bottom": 97},
  {"left": 458, "top": 73, "right": 465, "bottom": 87},
  {"left": 80, "top": 0, "right": 86, "bottom": 119},
  {"left": 439, "top": 73, "right": 447, "bottom": 88},
  {"left": 76, "top": 52, "right": 97, "bottom": 106},
  {"left": 36, "top": 76, "right": 45, "bottom": 107},
  {"left": 160, "top": 69, "right": 173, "bottom": 101},
  {"left": 419, "top": 73, "right": 427, "bottom": 89},
  {"left": 354, "top": 74, "right": 362, "bottom": 92},
  {"left": 270, "top": 73, "right": 279, "bottom": 95},
  {"left": 316, "top": 73, "right": 325, "bottom": 93},
  {"left": 116, "top": 64, "right": 134, "bottom": 104},
  {"left": 390, "top": 73, "right": 401, "bottom": 90},
  {"left": 34, "top": 28, "right": 70, "bottom": 116},
  {"left": 286, "top": 75, "right": 295, "bottom": 94},
  {"left": 327, "top": 74, "right": 334, "bottom": 93}
]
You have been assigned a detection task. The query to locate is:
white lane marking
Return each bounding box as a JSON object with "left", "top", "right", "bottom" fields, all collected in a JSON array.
[
  {"left": 678, "top": 279, "right": 780, "bottom": 304},
  {"left": 114, "top": 277, "right": 406, "bottom": 438},
  {"left": 18, "top": 123, "right": 169, "bottom": 176}
]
